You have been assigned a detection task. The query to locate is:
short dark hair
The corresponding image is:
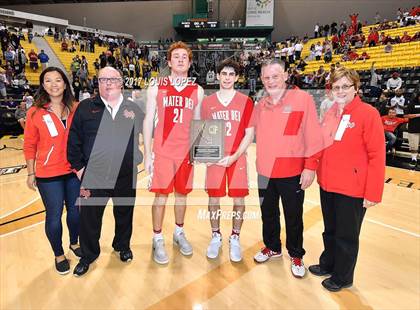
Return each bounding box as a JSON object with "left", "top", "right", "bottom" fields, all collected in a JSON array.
[{"left": 216, "top": 59, "right": 240, "bottom": 75}]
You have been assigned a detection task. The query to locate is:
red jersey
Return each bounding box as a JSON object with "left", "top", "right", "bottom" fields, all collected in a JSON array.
[
  {"left": 381, "top": 116, "right": 407, "bottom": 132},
  {"left": 153, "top": 81, "right": 199, "bottom": 160},
  {"left": 201, "top": 91, "right": 254, "bottom": 155}
]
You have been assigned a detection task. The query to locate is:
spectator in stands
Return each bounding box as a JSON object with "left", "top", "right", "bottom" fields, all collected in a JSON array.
[
  {"left": 28, "top": 31, "right": 33, "bottom": 44},
  {"left": 38, "top": 49, "right": 49, "bottom": 71},
  {"left": 61, "top": 40, "right": 68, "bottom": 52},
  {"left": 358, "top": 51, "right": 370, "bottom": 62},
  {"left": 382, "top": 107, "right": 408, "bottom": 152},
  {"left": 70, "top": 58, "right": 80, "bottom": 79},
  {"left": 23, "top": 91, "right": 34, "bottom": 109},
  {"left": 314, "top": 23, "right": 320, "bottom": 38},
  {"left": 386, "top": 72, "right": 402, "bottom": 92},
  {"left": 401, "top": 31, "right": 412, "bottom": 43},
  {"left": 376, "top": 93, "right": 389, "bottom": 116},
  {"left": 28, "top": 49, "right": 38, "bottom": 72},
  {"left": 14, "top": 101, "right": 26, "bottom": 129},
  {"left": 314, "top": 66, "right": 326, "bottom": 87},
  {"left": 404, "top": 94, "right": 420, "bottom": 167},
  {"left": 77, "top": 66, "right": 89, "bottom": 89},
  {"left": 296, "top": 59, "right": 307, "bottom": 71},
  {"left": 303, "top": 72, "right": 315, "bottom": 88},
  {"left": 314, "top": 42, "right": 323, "bottom": 61},
  {"left": 79, "top": 88, "right": 90, "bottom": 101},
  {"left": 294, "top": 40, "right": 303, "bottom": 60},
  {"left": 247, "top": 66, "right": 258, "bottom": 94},
  {"left": 0, "top": 68, "right": 7, "bottom": 98},
  {"left": 4, "top": 47, "right": 15, "bottom": 66},
  {"left": 388, "top": 89, "right": 406, "bottom": 116},
  {"left": 287, "top": 42, "right": 295, "bottom": 64},
  {"left": 369, "top": 62, "right": 382, "bottom": 98},
  {"left": 72, "top": 77, "right": 81, "bottom": 101},
  {"left": 319, "top": 89, "right": 334, "bottom": 121},
  {"left": 24, "top": 67, "right": 81, "bottom": 275},
  {"left": 367, "top": 28, "right": 379, "bottom": 47},
  {"left": 16, "top": 46, "right": 27, "bottom": 71},
  {"left": 323, "top": 41, "right": 333, "bottom": 63}
]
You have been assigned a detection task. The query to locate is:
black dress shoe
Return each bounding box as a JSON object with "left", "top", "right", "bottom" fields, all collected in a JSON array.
[
  {"left": 55, "top": 258, "right": 70, "bottom": 275},
  {"left": 69, "top": 245, "right": 82, "bottom": 258},
  {"left": 308, "top": 264, "right": 332, "bottom": 276},
  {"left": 115, "top": 249, "right": 133, "bottom": 262},
  {"left": 73, "top": 262, "right": 89, "bottom": 277},
  {"left": 321, "top": 277, "right": 352, "bottom": 292}
]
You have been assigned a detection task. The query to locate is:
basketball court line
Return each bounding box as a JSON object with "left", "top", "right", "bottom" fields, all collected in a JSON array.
[
  {"left": 306, "top": 198, "right": 420, "bottom": 238},
  {"left": 0, "top": 220, "right": 44, "bottom": 238},
  {"left": 0, "top": 196, "right": 40, "bottom": 219}
]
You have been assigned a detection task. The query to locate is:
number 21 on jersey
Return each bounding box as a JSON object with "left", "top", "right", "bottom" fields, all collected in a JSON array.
[{"left": 173, "top": 108, "right": 184, "bottom": 123}]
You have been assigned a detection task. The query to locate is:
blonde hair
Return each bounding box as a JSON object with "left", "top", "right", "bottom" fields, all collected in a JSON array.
[{"left": 329, "top": 66, "right": 360, "bottom": 90}]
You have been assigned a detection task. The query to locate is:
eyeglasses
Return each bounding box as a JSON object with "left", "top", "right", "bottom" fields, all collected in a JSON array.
[
  {"left": 98, "top": 77, "right": 122, "bottom": 84},
  {"left": 332, "top": 84, "right": 354, "bottom": 92}
]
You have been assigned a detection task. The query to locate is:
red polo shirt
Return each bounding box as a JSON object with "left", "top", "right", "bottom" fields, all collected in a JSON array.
[{"left": 251, "top": 87, "right": 323, "bottom": 178}]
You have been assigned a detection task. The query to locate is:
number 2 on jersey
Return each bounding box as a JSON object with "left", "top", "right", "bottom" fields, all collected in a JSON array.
[
  {"left": 173, "top": 108, "right": 184, "bottom": 123},
  {"left": 226, "top": 121, "right": 232, "bottom": 136}
]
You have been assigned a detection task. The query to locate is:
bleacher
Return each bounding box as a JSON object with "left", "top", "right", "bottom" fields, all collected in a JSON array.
[
  {"left": 44, "top": 36, "right": 108, "bottom": 79},
  {"left": 19, "top": 36, "right": 42, "bottom": 85},
  {"left": 301, "top": 24, "right": 420, "bottom": 72}
]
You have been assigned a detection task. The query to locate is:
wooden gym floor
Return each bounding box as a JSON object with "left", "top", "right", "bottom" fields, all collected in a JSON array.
[{"left": 0, "top": 137, "right": 419, "bottom": 310}]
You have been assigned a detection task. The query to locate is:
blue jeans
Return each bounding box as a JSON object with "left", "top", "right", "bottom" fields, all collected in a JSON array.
[
  {"left": 37, "top": 174, "right": 81, "bottom": 256},
  {"left": 385, "top": 131, "right": 397, "bottom": 151}
]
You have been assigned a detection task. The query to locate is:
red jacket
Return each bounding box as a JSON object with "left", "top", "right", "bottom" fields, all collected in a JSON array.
[
  {"left": 252, "top": 87, "right": 323, "bottom": 178},
  {"left": 24, "top": 103, "right": 78, "bottom": 178},
  {"left": 317, "top": 96, "right": 385, "bottom": 202}
]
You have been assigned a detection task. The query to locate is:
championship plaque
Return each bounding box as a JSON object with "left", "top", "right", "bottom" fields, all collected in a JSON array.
[{"left": 190, "top": 120, "right": 225, "bottom": 163}]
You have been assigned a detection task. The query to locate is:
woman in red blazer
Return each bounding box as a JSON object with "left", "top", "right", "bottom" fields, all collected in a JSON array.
[
  {"left": 309, "top": 67, "right": 385, "bottom": 291},
  {"left": 24, "top": 67, "right": 81, "bottom": 275}
]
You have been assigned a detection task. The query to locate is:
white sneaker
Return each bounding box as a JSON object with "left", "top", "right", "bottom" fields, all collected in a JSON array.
[
  {"left": 152, "top": 238, "right": 169, "bottom": 264},
  {"left": 229, "top": 235, "right": 242, "bottom": 262},
  {"left": 173, "top": 232, "right": 193, "bottom": 256},
  {"left": 253, "top": 247, "right": 282, "bottom": 263},
  {"left": 291, "top": 257, "right": 306, "bottom": 278},
  {"left": 206, "top": 232, "right": 222, "bottom": 259}
]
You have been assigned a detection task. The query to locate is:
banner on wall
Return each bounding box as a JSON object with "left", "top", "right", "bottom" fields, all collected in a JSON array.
[{"left": 245, "top": 0, "right": 274, "bottom": 27}]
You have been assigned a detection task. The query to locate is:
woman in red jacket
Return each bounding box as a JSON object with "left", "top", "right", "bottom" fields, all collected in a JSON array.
[
  {"left": 309, "top": 67, "right": 385, "bottom": 291},
  {"left": 24, "top": 67, "right": 81, "bottom": 275}
]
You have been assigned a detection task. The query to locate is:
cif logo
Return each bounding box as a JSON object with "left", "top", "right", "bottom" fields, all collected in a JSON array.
[
  {"left": 208, "top": 125, "right": 219, "bottom": 135},
  {"left": 256, "top": 0, "right": 272, "bottom": 8}
]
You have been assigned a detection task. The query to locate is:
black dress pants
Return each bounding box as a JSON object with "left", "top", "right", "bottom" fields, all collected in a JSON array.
[
  {"left": 258, "top": 174, "right": 305, "bottom": 258},
  {"left": 79, "top": 174, "right": 136, "bottom": 265},
  {"left": 319, "top": 188, "right": 366, "bottom": 285}
]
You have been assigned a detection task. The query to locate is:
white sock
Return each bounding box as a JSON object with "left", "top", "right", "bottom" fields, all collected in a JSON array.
[
  {"left": 153, "top": 232, "right": 163, "bottom": 241},
  {"left": 412, "top": 154, "right": 417, "bottom": 161},
  {"left": 175, "top": 225, "right": 184, "bottom": 235}
]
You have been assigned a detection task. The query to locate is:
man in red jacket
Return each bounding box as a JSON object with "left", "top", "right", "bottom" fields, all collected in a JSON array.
[{"left": 252, "top": 59, "right": 323, "bottom": 279}]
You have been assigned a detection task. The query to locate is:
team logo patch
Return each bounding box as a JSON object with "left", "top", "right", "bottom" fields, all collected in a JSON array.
[
  {"left": 123, "top": 109, "right": 135, "bottom": 120},
  {"left": 347, "top": 122, "right": 355, "bottom": 128}
]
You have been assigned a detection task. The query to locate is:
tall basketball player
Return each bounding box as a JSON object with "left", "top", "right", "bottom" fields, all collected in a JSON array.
[
  {"left": 143, "top": 41, "right": 204, "bottom": 264},
  {"left": 200, "top": 59, "right": 254, "bottom": 262}
]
